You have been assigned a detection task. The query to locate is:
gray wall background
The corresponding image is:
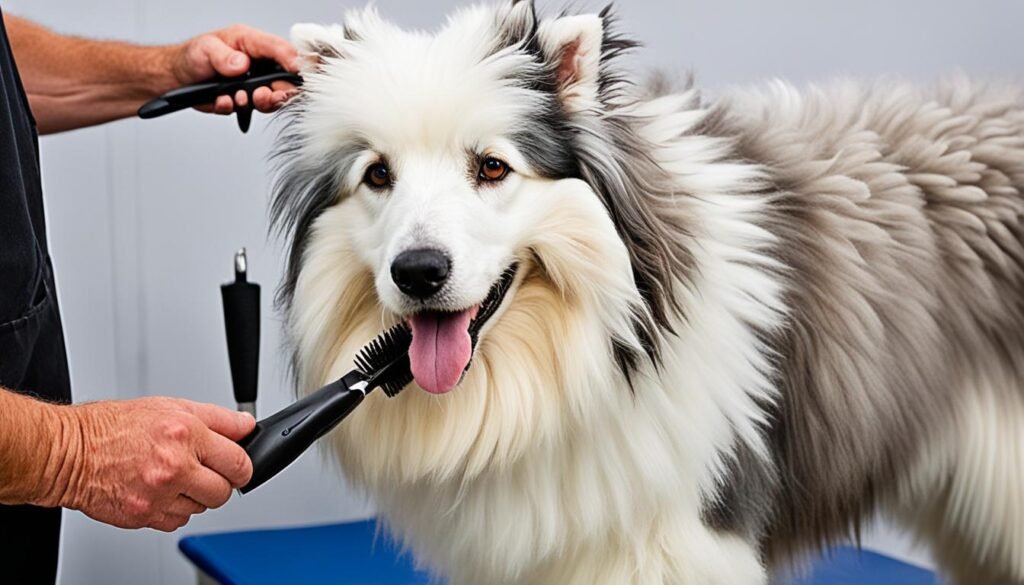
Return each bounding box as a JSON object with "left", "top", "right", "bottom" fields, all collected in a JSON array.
[{"left": 4, "top": 0, "right": 1021, "bottom": 583}]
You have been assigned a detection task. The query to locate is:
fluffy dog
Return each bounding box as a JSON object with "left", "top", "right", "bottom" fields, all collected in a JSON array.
[{"left": 269, "top": 2, "right": 1024, "bottom": 583}]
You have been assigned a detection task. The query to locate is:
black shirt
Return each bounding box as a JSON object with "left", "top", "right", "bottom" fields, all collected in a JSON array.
[
  {"left": 0, "top": 7, "right": 73, "bottom": 584},
  {"left": 0, "top": 7, "right": 44, "bottom": 325}
]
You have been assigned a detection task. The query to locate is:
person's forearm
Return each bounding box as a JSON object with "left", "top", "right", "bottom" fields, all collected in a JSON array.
[
  {"left": 4, "top": 14, "right": 180, "bottom": 134},
  {"left": 0, "top": 388, "right": 80, "bottom": 507}
]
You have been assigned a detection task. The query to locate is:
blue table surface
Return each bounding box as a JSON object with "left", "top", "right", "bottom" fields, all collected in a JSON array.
[
  {"left": 179, "top": 519, "right": 939, "bottom": 585},
  {"left": 778, "top": 547, "right": 939, "bottom": 585}
]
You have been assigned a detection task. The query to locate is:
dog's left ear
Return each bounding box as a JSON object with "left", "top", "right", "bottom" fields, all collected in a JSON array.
[{"left": 537, "top": 15, "right": 604, "bottom": 113}]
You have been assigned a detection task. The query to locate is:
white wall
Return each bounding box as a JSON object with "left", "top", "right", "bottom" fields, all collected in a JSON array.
[{"left": 5, "top": 0, "right": 1022, "bottom": 583}]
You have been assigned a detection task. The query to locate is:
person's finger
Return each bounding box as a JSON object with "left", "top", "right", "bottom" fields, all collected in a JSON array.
[
  {"left": 199, "top": 34, "right": 250, "bottom": 78},
  {"left": 221, "top": 25, "right": 299, "bottom": 72},
  {"left": 178, "top": 401, "right": 255, "bottom": 440},
  {"left": 270, "top": 80, "right": 297, "bottom": 93},
  {"left": 181, "top": 466, "right": 234, "bottom": 509},
  {"left": 196, "top": 430, "right": 253, "bottom": 488},
  {"left": 213, "top": 95, "right": 234, "bottom": 115},
  {"left": 165, "top": 495, "right": 207, "bottom": 517},
  {"left": 151, "top": 513, "right": 191, "bottom": 533},
  {"left": 271, "top": 92, "right": 289, "bottom": 110},
  {"left": 234, "top": 89, "right": 249, "bottom": 109},
  {"left": 252, "top": 86, "right": 274, "bottom": 112}
]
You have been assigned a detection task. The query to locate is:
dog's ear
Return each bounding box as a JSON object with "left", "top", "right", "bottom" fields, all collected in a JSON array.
[
  {"left": 537, "top": 14, "right": 604, "bottom": 113},
  {"left": 502, "top": 0, "right": 538, "bottom": 42},
  {"left": 290, "top": 23, "right": 347, "bottom": 73}
]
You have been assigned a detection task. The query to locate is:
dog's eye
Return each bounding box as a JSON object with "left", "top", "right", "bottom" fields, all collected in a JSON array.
[
  {"left": 478, "top": 157, "right": 510, "bottom": 182},
  {"left": 363, "top": 163, "right": 392, "bottom": 189}
]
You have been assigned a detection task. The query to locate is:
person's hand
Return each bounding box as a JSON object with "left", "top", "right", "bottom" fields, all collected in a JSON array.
[
  {"left": 167, "top": 25, "right": 299, "bottom": 115},
  {"left": 58, "top": 397, "right": 255, "bottom": 532}
]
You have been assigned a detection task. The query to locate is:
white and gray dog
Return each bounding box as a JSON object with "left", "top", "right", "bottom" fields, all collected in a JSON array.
[{"left": 269, "top": 2, "right": 1024, "bottom": 583}]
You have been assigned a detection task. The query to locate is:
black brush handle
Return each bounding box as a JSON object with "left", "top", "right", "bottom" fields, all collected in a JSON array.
[
  {"left": 221, "top": 261, "right": 260, "bottom": 412},
  {"left": 137, "top": 59, "right": 302, "bottom": 133},
  {"left": 238, "top": 371, "right": 367, "bottom": 494}
]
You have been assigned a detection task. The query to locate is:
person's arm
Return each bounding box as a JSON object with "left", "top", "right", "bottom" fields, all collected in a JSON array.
[
  {"left": 3, "top": 14, "right": 298, "bottom": 134},
  {"left": 0, "top": 389, "right": 76, "bottom": 507},
  {"left": 0, "top": 388, "right": 255, "bottom": 532}
]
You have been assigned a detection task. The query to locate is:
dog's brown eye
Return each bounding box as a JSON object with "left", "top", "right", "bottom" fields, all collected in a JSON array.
[
  {"left": 364, "top": 163, "right": 392, "bottom": 189},
  {"left": 478, "top": 157, "right": 510, "bottom": 182}
]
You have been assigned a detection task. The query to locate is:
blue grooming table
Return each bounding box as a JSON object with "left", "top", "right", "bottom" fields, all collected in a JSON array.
[
  {"left": 180, "top": 519, "right": 939, "bottom": 585},
  {"left": 179, "top": 520, "right": 432, "bottom": 585},
  {"left": 780, "top": 548, "right": 940, "bottom": 585}
]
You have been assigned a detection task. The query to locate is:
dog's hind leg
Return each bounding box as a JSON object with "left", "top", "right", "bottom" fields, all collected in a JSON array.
[{"left": 892, "top": 363, "right": 1024, "bottom": 585}]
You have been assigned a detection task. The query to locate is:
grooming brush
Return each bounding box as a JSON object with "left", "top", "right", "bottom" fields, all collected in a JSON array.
[
  {"left": 237, "top": 323, "right": 413, "bottom": 494},
  {"left": 221, "top": 249, "right": 260, "bottom": 416},
  {"left": 137, "top": 58, "right": 303, "bottom": 133}
]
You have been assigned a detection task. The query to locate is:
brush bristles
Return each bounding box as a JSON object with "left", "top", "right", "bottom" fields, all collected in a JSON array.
[
  {"left": 378, "top": 367, "right": 414, "bottom": 397},
  {"left": 354, "top": 323, "right": 414, "bottom": 397},
  {"left": 354, "top": 322, "right": 412, "bottom": 372}
]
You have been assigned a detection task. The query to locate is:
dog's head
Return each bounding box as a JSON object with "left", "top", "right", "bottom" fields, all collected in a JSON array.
[{"left": 272, "top": 1, "right": 697, "bottom": 482}]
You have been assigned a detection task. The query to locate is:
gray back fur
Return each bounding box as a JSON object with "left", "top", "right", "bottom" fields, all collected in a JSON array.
[{"left": 715, "top": 78, "right": 1024, "bottom": 560}]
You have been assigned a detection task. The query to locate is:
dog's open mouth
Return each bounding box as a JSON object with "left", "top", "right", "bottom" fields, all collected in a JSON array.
[{"left": 406, "top": 264, "right": 518, "bottom": 394}]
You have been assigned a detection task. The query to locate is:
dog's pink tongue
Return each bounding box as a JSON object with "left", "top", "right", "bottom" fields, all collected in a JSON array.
[{"left": 408, "top": 309, "right": 475, "bottom": 394}]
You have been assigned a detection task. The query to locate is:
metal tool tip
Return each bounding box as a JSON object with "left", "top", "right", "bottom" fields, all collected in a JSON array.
[{"left": 234, "top": 249, "right": 247, "bottom": 276}]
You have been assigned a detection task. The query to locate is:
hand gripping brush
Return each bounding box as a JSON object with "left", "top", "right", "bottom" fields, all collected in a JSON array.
[
  {"left": 237, "top": 323, "right": 413, "bottom": 494},
  {"left": 138, "top": 58, "right": 302, "bottom": 133}
]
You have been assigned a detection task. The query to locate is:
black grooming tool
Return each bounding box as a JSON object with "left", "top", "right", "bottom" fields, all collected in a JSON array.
[
  {"left": 237, "top": 323, "right": 413, "bottom": 494},
  {"left": 137, "top": 58, "right": 302, "bottom": 133},
  {"left": 221, "top": 249, "right": 260, "bottom": 417}
]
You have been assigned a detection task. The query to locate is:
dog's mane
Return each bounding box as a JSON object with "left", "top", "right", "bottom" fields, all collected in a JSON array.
[{"left": 484, "top": 2, "right": 706, "bottom": 377}]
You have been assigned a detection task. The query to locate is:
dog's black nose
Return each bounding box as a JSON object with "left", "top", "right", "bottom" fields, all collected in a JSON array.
[{"left": 391, "top": 249, "right": 451, "bottom": 300}]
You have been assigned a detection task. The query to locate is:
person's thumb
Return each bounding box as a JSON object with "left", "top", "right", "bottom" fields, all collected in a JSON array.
[
  {"left": 177, "top": 400, "right": 255, "bottom": 440},
  {"left": 202, "top": 35, "right": 250, "bottom": 78}
]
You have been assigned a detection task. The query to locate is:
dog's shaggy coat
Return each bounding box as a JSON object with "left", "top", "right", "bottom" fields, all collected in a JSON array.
[{"left": 270, "top": 2, "right": 1024, "bottom": 583}]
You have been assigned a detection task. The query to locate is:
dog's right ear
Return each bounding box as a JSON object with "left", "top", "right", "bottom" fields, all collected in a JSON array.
[
  {"left": 290, "top": 23, "right": 348, "bottom": 73},
  {"left": 536, "top": 14, "right": 605, "bottom": 114}
]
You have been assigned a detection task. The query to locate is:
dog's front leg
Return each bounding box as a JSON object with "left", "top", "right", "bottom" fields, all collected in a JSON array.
[{"left": 507, "top": 524, "right": 766, "bottom": 585}]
